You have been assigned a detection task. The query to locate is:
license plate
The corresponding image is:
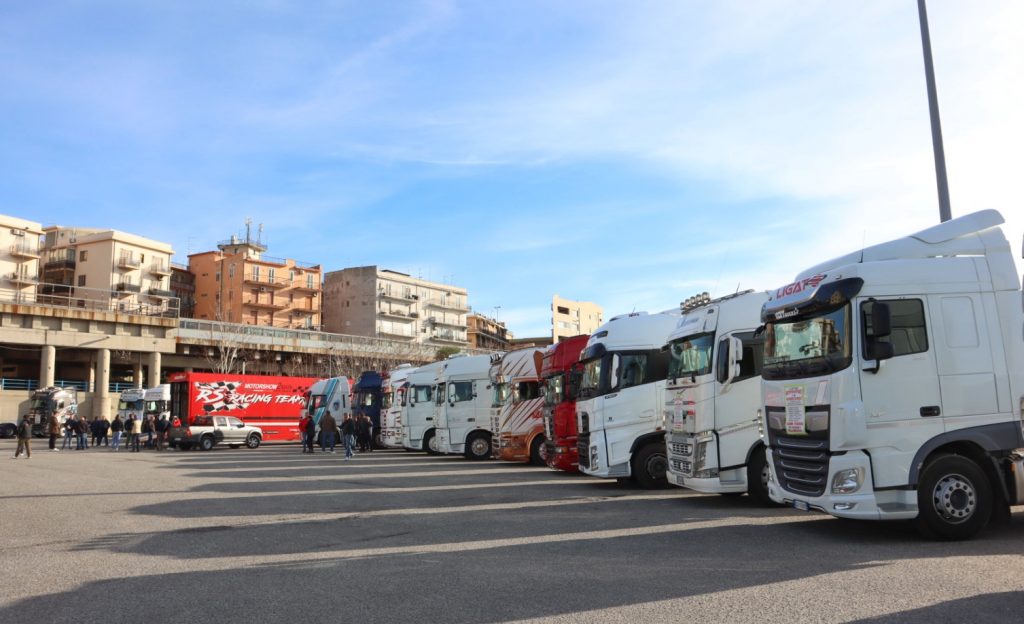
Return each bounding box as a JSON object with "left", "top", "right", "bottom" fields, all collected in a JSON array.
[{"left": 792, "top": 500, "right": 810, "bottom": 512}]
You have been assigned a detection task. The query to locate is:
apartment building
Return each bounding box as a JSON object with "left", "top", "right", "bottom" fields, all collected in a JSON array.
[
  {"left": 0, "top": 214, "right": 44, "bottom": 301},
  {"left": 551, "top": 294, "right": 603, "bottom": 342},
  {"left": 39, "top": 226, "right": 175, "bottom": 313},
  {"left": 323, "top": 266, "right": 469, "bottom": 347},
  {"left": 467, "top": 313, "right": 513, "bottom": 351},
  {"left": 170, "top": 263, "right": 196, "bottom": 318},
  {"left": 189, "top": 233, "right": 322, "bottom": 329}
]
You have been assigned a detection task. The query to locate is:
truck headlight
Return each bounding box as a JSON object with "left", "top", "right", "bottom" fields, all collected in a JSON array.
[
  {"left": 590, "top": 446, "right": 599, "bottom": 470},
  {"left": 831, "top": 468, "right": 864, "bottom": 494}
]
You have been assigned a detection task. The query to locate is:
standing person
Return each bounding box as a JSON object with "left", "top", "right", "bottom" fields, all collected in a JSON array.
[
  {"left": 303, "top": 415, "right": 317, "bottom": 455},
  {"left": 321, "top": 411, "right": 338, "bottom": 454},
  {"left": 340, "top": 414, "right": 355, "bottom": 460},
  {"left": 354, "top": 415, "right": 367, "bottom": 452},
  {"left": 110, "top": 414, "right": 124, "bottom": 451},
  {"left": 298, "top": 414, "right": 311, "bottom": 453},
  {"left": 364, "top": 415, "right": 374, "bottom": 452},
  {"left": 48, "top": 413, "right": 61, "bottom": 452},
  {"left": 129, "top": 415, "right": 142, "bottom": 453},
  {"left": 13, "top": 414, "right": 32, "bottom": 459},
  {"left": 97, "top": 416, "right": 110, "bottom": 447},
  {"left": 61, "top": 417, "right": 74, "bottom": 451},
  {"left": 154, "top": 416, "right": 167, "bottom": 451},
  {"left": 89, "top": 417, "right": 100, "bottom": 447},
  {"left": 75, "top": 416, "right": 89, "bottom": 450},
  {"left": 142, "top": 416, "right": 153, "bottom": 450}
]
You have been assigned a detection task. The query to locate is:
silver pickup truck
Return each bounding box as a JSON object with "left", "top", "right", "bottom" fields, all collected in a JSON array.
[{"left": 170, "top": 415, "right": 263, "bottom": 451}]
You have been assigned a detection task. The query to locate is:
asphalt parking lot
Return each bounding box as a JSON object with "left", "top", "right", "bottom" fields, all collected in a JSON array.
[{"left": 1, "top": 440, "right": 1022, "bottom": 623}]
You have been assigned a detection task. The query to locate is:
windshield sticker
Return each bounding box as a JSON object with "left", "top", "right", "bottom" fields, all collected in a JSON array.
[
  {"left": 814, "top": 380, "right": 828, "bottom": 405},
  {"left": 785, "top": 385, "right": 806, "bottom": 435}
]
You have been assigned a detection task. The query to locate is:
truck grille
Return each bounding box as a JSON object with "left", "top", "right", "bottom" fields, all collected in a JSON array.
[
  {"left": 669, "top": 442, "right": 691, "bottom": 456},
  {"left": 771, "top": 436, "right": 829, "bottom": 497},
  {"left": 577, "top": 432, "right": 591, "bottom": 468},
  {"left": 670, "top": 458, "right": 692, "bottom": 475}
]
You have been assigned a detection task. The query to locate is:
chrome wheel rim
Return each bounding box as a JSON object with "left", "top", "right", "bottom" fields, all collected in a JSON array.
[
  {"left": 931, "top": 473, "right": 976, "bottom": 524},
  {"left": 471, "top": 437, "right": 489, "bottom": 457}
]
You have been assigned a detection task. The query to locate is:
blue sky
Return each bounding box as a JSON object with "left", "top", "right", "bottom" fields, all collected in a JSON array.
[{"left": 1, "top": 1, "right": 1021, "bottom": 337}]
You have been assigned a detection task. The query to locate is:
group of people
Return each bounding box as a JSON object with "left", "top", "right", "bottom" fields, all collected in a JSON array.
[
  {"left": 298, "top": 412, "right": 375, "bottom": 459},
  {"left": 11, "top": 411, "right": 175, "bottom": 459}
]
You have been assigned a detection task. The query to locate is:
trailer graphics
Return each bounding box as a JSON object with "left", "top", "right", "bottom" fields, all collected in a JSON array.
[
  {"left": 168, "top": 372, "right": 317, "bottom": 443},
  {"left": 760, "top": 210, "right": 1024, "bottom": 539},
  {"left": 489, "top": 348, "right": 546, "bottom": 464},
  {"left": 663, "top": 290, "right": 772, "bottom": 503},
  {"left": 541, "top": 335, "right": 589, "bottom": 472}
]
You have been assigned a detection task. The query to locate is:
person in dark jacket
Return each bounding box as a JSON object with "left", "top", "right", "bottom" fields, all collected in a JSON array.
[
  {"left": 97, "top": 417, "right": 110, "bottom": 447},
  {"left": 13, "top": 415, "right": 32, "bottom": 459},
  {"left": 48, "top": 414, "right": 61, "bottom": 451},
  {"left": 340, "top": 414, "right": 355, "bottom": 459},
  {"left": 110, "top": 415, "right": 124, "bottom": 451},
  {"left": 355, "top": 416, "right": 368, "bottom": 452},
  {"left": 75, "top": 416, "right": 89, "bottom": 450},
  {"left": 321, "top": 411, "right": 339, "bottom": 454}
]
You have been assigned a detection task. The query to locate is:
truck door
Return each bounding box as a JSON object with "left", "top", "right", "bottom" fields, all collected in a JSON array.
[
  {"left": 603, "top": 352, "right": 662, "bottom": 471},
  {"left": 858, "top": 297, "right": 943, "bottom": 487},
  {"left": 714, "top": 331, "right": 764, "bottom": 469}
]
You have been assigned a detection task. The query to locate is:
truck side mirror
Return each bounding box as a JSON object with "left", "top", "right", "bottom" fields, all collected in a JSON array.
[{"left": 870, "top": 302, "right": 892, "bottom": 339}]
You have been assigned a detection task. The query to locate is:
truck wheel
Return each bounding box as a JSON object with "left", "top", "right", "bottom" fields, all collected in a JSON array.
[
  {"left": 632, "top": 444, "right": 668, "bottom": 489},
  {"left": 915, "top": 454, "right": 992, "bottom": 540},
  {"left": 465, "top": 433, "right": 492, "bottom": 460},
  {"left": 529, "top": 436, "right": 546, "bottom": 466},
  {"left": 423, "top": 430, "right": 440, "bottom": 455},
  {"left": 746, "top": 446, "right": 774, "bottom": 506},
  {"left": 199, "top": 436, "right": 215, "bottom": 452},
  {"left": 246, "top": 434, "right": 261, "bottom": 449}
]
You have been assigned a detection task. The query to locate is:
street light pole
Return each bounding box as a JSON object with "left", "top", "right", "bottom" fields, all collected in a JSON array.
[{"left": 917, "top": 0, "right": 952, "bottom": 223}]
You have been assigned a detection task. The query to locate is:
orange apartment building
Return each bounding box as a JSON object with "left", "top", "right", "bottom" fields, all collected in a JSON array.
[{"left": 189, "top": 233, "right": 322, "bottom": 330}]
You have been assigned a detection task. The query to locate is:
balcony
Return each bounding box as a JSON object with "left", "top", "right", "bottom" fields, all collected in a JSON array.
[
  {"left": 148, "top": 262, "right": 172, "bottom": 276},
  {"left": 378, "top": 289, "right": 416, "bottom": 302},
  {"left": 428, "top": 331, "right": 467, "bottom": 345},
  {"left": 378, "top": 328, "right": 416, "bottom": 340},
  {"left": 243, "top": 297, "right": 286, "bottom": 310},
  {"left": 424, "top": 298, "right": 469, "bottom": 312},
  {"left": 9, "top": 242, "right": 40, "bottom": 259},
  {"left": 242, "top": 275, "right": 288, "bottom": 289},
  {"left": 379, "top": 308, "right": 415, "bottom": 320},
  {"left": 117, "top": 255, "right": 142, "bottom": 270},
  {"left": 292, "top": 281, "right": 320, "bottom": 293},
  {"left": 43, "top": 250, "right": 76, "bottom": 271},
  {"left": 429, "top": 317, "right": 465, "bottom": 329},
  {"left": 114, "top": 282, "right": 142, "bottom": 296},
  {"left": 290, "top": 307, "right": 318, "bottom": 315},
  {"left": 6, "top": 272, "right": 39, "bottom": 285},
  {"left": 147, "top": 287, "right": 175, "bottom": 298}
]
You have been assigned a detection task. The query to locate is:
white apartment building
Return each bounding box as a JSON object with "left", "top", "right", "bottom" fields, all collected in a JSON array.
[
  {"left": 0, "top": 214, "right": 44, "bottom": 302},
  {"left": 551, "top": 294, "right": 603, "bottom": 342},
  {"left": 323, "top": 266, "right": 469, "bottom": 347}
]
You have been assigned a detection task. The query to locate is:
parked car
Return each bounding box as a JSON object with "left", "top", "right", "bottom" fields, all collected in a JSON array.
[
  {"left": 0, "top": 422, "right": 17, "bottom": 439},
  {"left": 169, "top": 415, "right": 262, "bottom": 451}
]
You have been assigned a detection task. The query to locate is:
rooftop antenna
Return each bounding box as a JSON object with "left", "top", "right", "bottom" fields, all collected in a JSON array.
[
  {"left": 258, "top": 223, "right": 264, "bottom": 246},
  {"left": 244, "top": 217, "right": 253, "bottom": 244}
]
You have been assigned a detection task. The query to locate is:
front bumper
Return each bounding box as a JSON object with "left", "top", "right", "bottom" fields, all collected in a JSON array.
[{"left": 544, "top": 438, "right": 579, "bottom": 472}]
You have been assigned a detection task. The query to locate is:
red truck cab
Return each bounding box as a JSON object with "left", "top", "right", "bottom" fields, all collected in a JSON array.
[{"left": 541, "top": 335, "right": 589, "bottom": 472}]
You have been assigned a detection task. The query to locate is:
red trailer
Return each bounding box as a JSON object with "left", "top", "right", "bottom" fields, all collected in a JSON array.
[
  {"left": 167, "top": 372, "right": 317, "bottom": 442},
  {"left": 541, "top": 335, "right": 590, "bottom": 472}
]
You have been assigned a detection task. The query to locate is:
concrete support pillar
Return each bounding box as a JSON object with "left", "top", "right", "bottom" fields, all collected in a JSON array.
[
  {"left": 94, "top": 349, "right": 111, "bottom": 419},
  {"left": 40, "top": 345, "right": 56, "bottom": 388},
  {"left": 88, "top": 359, "right": 96, "bottom": 393},
  {"left": 147, "top": 352, "right": 162, "bottom": 387},
  {"left": 132, "top": 360, "right": 144, "bottom": 388}
]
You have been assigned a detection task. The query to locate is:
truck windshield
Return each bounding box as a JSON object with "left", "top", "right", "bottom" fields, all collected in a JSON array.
[
  {"left": 382, "top": 391, "right": 393, "bottom": 410},
  {"left": 492, "top": 382, "right": 509, "bottom": 408},
  {"left": 667, "top": 332, "right": 715, "bottom": 380},
  {"left": 118, "top": 399, "right": 143, "bottom": 411},
  {"left": 763, "top": 305, "right": 852, "bottom": 380},
  {"left": 543, "top": 373, "right": 564, "bottom": 406}
]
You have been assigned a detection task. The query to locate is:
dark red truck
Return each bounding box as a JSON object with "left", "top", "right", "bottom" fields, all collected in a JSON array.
[{"left": 541, "top": 334, "right": 589, "bottom": 472}]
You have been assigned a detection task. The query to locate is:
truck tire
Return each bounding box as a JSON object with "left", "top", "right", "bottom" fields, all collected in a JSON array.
[
  {"left": 246, "top": 434, "right": 261, "bottom": 449},
  {"left": 465, "top": 433, "right": 492, "bottom": 460},
  {"left": 529, "top": 435, "right": 546, "bottom": 466},
  {"left": 632, "top": 443, "right": 668, "bottom": 489},
  {"left": 746, "top": 446, "right": 774, "bottom": 506},
  {"left": 915, "top": 454, "right": 992, "bottom": 540},
  {"left": 199, "top": 436, "right": 215, "bottom": 452},
  {"left": 423, "top": 430, "right": 441, "bottom": 455}
]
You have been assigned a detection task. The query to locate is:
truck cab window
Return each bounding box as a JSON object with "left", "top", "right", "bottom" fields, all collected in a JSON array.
[{"left": 861, "top": 299, "right": 928, "bottom": 358}]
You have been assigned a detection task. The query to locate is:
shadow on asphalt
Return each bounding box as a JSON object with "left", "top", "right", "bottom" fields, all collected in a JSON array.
[{"left": 848, "top": 591, "right": 1024, "bottom": 622}]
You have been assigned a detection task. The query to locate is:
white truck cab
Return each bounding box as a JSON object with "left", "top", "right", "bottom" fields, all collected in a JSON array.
[
  {"left": 434, "top": 354, "right": 495, "bottom": 459},
  {"left": 381, "top": 363, "right": 414, "bottom": 448},
  {"left": 760, "top": 210, "right": 1024, "bottom": 539},
  {"left": 402, "top": 361, "right": 445, "bottom": 453},
  {"left": 664, "top": 290, "right": 773, "bottom": 503},
  {"left": 576, "top": 311, "right": 679, "bottom": 487}
]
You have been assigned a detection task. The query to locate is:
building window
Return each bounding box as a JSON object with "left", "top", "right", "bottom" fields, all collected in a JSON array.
[
  {"left": 307, "top": 274, "right": 314, "bottom": 289},
  {"left": 252, "top": 266, "right": 260, "bottom": 281},
  {"left": 79, "top": 250, "right": 88, "bottom": 261},
  {"left": 215, "top": 272, "right": 220, "bottom": 282},
  {"left": 228, "top": 264, "right": 235, "bottom": 278},
  {"left": 557, "top": 306, "right": 570, "bottom": 315},
  {"left": 268, "top": 268, "right": 276, "bottom": 283},
  {"left": 290, "top": 270, "right": 296, "bottom": 281},
  {"left": 77, "top": 275, "right": 86, "bottom": 287}
]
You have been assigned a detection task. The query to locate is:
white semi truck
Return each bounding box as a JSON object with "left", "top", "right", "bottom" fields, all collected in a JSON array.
[
  {"left": 402, "top": 361, "right": 445, "bottom": 454},
  {"left": 380, "top": 363, "right": 414, "bottom": 448},
  {"left": 664, "top": 290, "right": 773, "bottom": 503},
  {"left": 576, "top": 311, "right": 679, "bottom": 487},
  {"left": 760, "top": 210, "right": 1024, "bottom": 539},
  {"left": 117, "top": 387, "right": 146, "bottom": 422},
  {"left": 434, "top": 354, "right": 495, "bottom": 460}
]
